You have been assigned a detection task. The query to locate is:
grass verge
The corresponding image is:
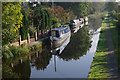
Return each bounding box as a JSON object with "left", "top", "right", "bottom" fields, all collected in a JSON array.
[{"left": 88, "top": 16, "right": 109, "bottom": 78}]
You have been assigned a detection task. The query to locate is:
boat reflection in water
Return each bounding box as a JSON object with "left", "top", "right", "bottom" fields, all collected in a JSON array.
[
  {"left": 51, "top": 35, "right": 71, "bottom": 55},
  {"left": 72, "top": 23, "right": 84, "bottom": 33}
]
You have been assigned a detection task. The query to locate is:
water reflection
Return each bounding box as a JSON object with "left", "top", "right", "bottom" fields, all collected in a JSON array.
[
  {"left": 2, "top": 15, "right": 103, "bottom": 78},
  {"left": 51, "top": 35, "right": 71, "bottom": 55},
  {"left": 2, "top": 46, "right": 52, "bottom": 78},
  {"left": 59, "top": 26, "right": 92, "bottom": 61},
  {"left": 2, "top": 56, "right": 31, "bottom": 78},
  {"left": 31, "top": 47, "right": 52, "bottom": 71},
  {"left": 88, "top": 15, "right": 102, "bottom": 33}
]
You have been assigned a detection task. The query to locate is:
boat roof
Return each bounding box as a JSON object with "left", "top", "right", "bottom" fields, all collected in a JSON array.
[{"left": 51, "top": 25, "right": 69, "bottom": 31}]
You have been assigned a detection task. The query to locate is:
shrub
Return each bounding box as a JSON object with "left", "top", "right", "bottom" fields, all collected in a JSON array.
[
  {"left": 3, "top": 52, "right": 10, "bottom": 59},
  {"left": 33, "top": 45, "right": 37, "bottom": 51},
  {"left": 21, "top": 42, "right": 26, "bottom": 48},
  {"left": 30, "top": 46, "right": 34, "bottom": 51},
  {"left": 7, "top": 50, "right": 14, "bottom": 57},
  {"left": 17, "top": 47, "right": 27, "bottom": 55},
  {"left": 2, "top": 46, "right": 13, "bottom": 59},
  {"left": 9, "top": 46, "right": 18, "bottom": 55}
]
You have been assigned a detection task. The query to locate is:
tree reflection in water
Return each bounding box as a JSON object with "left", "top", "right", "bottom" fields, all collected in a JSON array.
[
  {"left": 2, "top": 26, "right": 93, "bottom": 78},
  {"left": 31, "top": 46, "right": 52, "bottom": 71},
  {"left": 59, "top": 26, "right": 92, "bottom": 61},
  {"left": 2, "top": 46, "right": 52, "bottom": 78},
  {"left": 88, "top": 15, "right": 103, "bottom": 33},
  {"left": 2, "top": 58, "right": 31, "bottom": 78}
]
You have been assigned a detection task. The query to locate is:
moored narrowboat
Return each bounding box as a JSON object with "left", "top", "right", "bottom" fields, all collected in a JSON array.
[{"left": 47, "top": 25, "right": 71, "bottom": 48}]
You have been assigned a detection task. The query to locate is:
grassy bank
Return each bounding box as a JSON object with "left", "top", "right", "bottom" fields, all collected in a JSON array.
[
  {"left": 108, "top": 17, "right": 120, "bottom": 72},
  {"left": 88, "top": 16, "right": 109, "bottom": 78},
  {"left": 2, "top": 42, "right": 42, "bottom": 59}
]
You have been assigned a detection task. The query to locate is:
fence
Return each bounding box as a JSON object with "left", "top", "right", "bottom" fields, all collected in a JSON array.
[
  {"left": 10, "top": 32, "right": 38, "bottom": 47},
  {"left": 10, "top": 28, "right": 51, "bottom": 47}
]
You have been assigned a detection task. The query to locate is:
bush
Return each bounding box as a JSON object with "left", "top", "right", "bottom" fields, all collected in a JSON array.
[
  {"left": 30, "top": 46, "right": 34, "bottom": 51},
  {"left": 21, "top": 42, "right": 26, "bottom": 48},
  {"left": 17, "top": 47, "right": 26, "bottom": 55},
  {"left": 3, "top": 52, "right": 10, "bottom": 59},
  {"left": 2, "top": 46, "right": 13, "bottom": 59},
  {"left": 9, "top": 46, "right": 18, "bottom": 55},
  {"left": 10, "top": 45, "right": 29, "bottom": 56}
]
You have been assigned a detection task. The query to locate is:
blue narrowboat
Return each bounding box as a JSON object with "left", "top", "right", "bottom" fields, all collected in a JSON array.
[{"left": 47, "top": 25, "right": 71, "bottom": 48}]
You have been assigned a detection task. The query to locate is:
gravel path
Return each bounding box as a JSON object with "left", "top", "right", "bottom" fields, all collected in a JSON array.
[{"left": 106, "top": 17, "right": 119, "bottom": 78}]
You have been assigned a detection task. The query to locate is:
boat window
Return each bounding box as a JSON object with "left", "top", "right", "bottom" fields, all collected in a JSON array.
[
  {"left": 51, "top": 31, "right": 56, "bottom": 37},
  {"left": 51, "top": 30, "right": 60, "bottom": 37},
  {"left": 56, "top": 31, "right": 60, "bottom": 37}
]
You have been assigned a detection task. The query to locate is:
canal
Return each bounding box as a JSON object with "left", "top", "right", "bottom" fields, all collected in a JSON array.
[{"left": 2, "top": 15, "right": 103, "bottom": 78}]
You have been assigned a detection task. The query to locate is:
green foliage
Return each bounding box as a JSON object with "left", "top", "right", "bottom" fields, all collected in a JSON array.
[
  {"left": 45, "top": 10, "right": 52, "bottom": 27},
  {"left": 44, "top": 10, "right": 49, "bottom": 28},
  {"left": 9, "top": 46, "right": 18, "bottom": 55},
  {"left": 55, "top": 2, "right": 89, "bottom": 17},
  {"left": 2, "top": 2, "right": 23, "bottom": 45},
  {"left": 34, "top": 8, "right": 42, "bottom": 30},
  {"left": 52, "top": 17, "right": 58, "bottom": 26},
  {"left": 20, "top": 9, "right": 29, "bottom": 40},
  {"left": 2, "top": 46, "right": 14, "bottom": 59},
  {"left": 29, "top": 42, "right": 42, "bottom": 52},
  {"left": 9, "top": 45, "right": 29, "bottom": 56},
  {"left": 40, "top": 9, "right": 45, "bottom": 30},
  {"left": 21, "top": 42, "right": 26, "bottom": 48},
  {"left": 17, "top": 47, "right": 27, "bottom": 55},
  {"left": 109, "top": 10, "right": 118, "bottom": 19},
  {"left": 29, "top": 24, "right": 37, "bottom": 38}
]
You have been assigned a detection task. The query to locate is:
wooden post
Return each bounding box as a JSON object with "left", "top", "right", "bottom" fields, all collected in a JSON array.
[
  {"left": 35, "top": 32, "right": 37, "bottom": 41},
  {"left": 19, "top": 35, "right": 21, "bottom": 45},
  {"left": 10, "top": 63, "right": 13, "bottom": 68},
  {"left": 40, "top": 30, "right": 41, "bottom": 35},
  {"left": 36, "top": 51, "right": 38, "bottom": 57},
  {"left": 29, "top": 55, "right": 31, "bottom": 60},
  {"left": 28, "top": 33, "right": 30, "bottom": 43}
]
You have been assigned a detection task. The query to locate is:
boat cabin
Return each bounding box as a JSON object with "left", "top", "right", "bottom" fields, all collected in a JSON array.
[{"left": 47, "top": 25, "right": 70, "bottom": 38}]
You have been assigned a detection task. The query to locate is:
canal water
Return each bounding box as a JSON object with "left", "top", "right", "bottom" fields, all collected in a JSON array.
[{"left": 2, "top": 15, "right": 103, "bottom": 78}]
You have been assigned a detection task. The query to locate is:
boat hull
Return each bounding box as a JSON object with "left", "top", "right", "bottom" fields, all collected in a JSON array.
[{"left": 51, "top": 32, "right": 71, "bottom": 49}]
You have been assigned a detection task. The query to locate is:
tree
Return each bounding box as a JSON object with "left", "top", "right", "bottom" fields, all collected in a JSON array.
[
  {"left": 44, "top": 10, "right": 49, "bottom": 29},
  {"left": 40, "top": 9, "right": 45, "bottom": 31},
  {"left": 34, "top": 8, "right": 42, "bottom": 30},
  {"left": 20, "top": 10, "right": 29, "bottom": 40},
  {"left": 2, "top": 2, "right": 23, "bottom": 45},
  {"left": 55, "top": 2, "right": 89, "bottom": 17}
]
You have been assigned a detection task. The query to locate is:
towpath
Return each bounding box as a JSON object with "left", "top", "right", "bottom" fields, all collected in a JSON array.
[{"left": 106, "top": 16, "right": 119, "bottom": 78}]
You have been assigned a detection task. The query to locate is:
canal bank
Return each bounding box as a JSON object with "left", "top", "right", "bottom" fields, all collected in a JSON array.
[{"left": 88, "top": 14, "right": 119, "bottom": 78}]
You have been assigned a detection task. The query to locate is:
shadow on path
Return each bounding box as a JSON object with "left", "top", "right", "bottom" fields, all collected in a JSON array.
[{"left": 106, "top": 16, "right": 119, "bottom": 78}]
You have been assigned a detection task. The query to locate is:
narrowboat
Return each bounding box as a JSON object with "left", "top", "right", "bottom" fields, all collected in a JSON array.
[
  {"left": 70, "top": 18, "right": 84, "bottom": 33},
  {"left": 47, "top": 25, "right": 71, "bottom": 48},
  {"left": 51, "top": 35, "right": 70, "bottom": 55},
  {"left": 69, "top": 19, "right": 80, "bottom": 26}
]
